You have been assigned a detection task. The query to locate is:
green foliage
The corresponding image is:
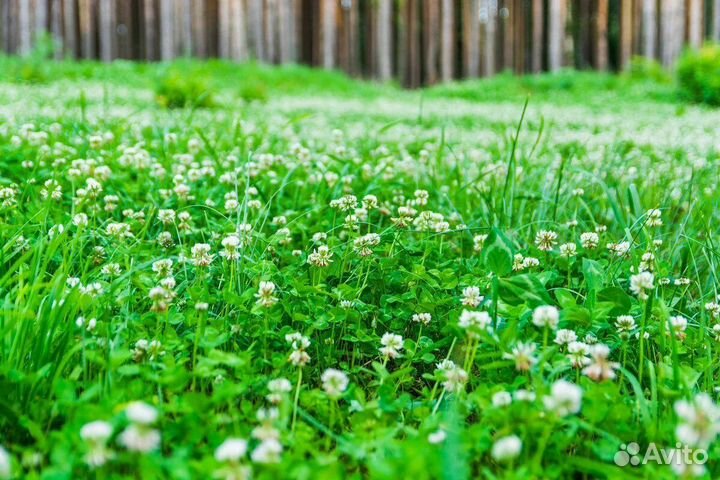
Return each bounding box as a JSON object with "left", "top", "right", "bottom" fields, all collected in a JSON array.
[
  {"left": 677, "top": 43, "right": 720, "bottom": 106},
  {"left": 0, "top": 60, "right": 719, "bottom": 479},
  {"left": 155, "top": 70, "right": 215, "bottom": 109}
]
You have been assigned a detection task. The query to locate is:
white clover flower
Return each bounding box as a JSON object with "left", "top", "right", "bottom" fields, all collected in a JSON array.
[
  {"left": 534, "top": 230, "right": 558, "bottom": 251},
  {"left": 566, "top": 341, "right": 591, "bottom": 368},
  {"left": 191, "top": 243, "right": 214, "bottom": 267},
  {"left": 674, "top": 393, "right": 720, "bottom": 448},
  {"left": 580, "top": 232, "right": 599, "bottom": 249},
  {"left": 308, "top": 245, "right": 333, "bottom": 267},
  {"left": 80, "top": 421, "right": 114, "bottom": 468},
  {"left": 427, "top": 430, "right": 447, "bottom": 444},
  {"left": 250, "top": 438, "right": 282, "bottom": 464},
  {"left": 503, "top": 341, "right": 537, "bottom": 372},
  {"left": 582, "top": 344, "right": 619, "bottom": 382},
  {"left": 554, "top": 328, "right": 577, "bottom": 345},
  {"left": 118, "top": 424, "right": 160, "bottom": 453},
  {"left": 491, "top": 435, "right": 522, "bottom": 461},
  {"left": 321, "top": 368, "right": 349, "bottom": 398},
  {"left": 214, "top": 438, "right": 248, "bottom": 462},
  {"left": 630, "top": 271, "right": 654, "bottom": 300},
  {"left": 0, "top": 445, "right": 10, "bottom": 479},
  {"left": 461, "top": 286, "right": 483, "bottom": 308},
  {"left": 412, "top": 312, "right": 432, "bottom": 325},
  {"left": 458, "top": 310, "right": 492, "bottom": 336},
  {"left": 73, "top": 213, "right": 89, "bottom": 227},
  {"left": 255, "top": 281, "right": 278, "bottom": 307},
  {"left": 559, "top": 242, "right": 577, "bottom": 257},
  {"left": 492, "top": 391, "right": 513, "bottom": 407},
  {"left": 543, "top": 380, "right": 583, "bottom": 417},
  {"left": 125, "top": 402, "right": 158, "bottom": 425},
  {"left": 646, "top": 208, "right": 663, "bottom": 227},
  {"left": 532, "top": 305, "right": 559, "bottom": 330},
  {"left": 379, "top": 332, "right": 404, "bottom": 359}
]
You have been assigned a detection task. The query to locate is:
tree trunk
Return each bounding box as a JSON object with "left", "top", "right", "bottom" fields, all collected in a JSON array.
[
  {"left": 463, "top": 0, "right": 480, "bottom": 78},
  {"left": 642, "top": 0, "right": 657, "bottom": 58},
  {"left": 230, "top": 0, "right": 248, "bottom": 61},
  {"left": 376, "top": 0, "right": 392, "bottom": 81},
  {"left": 19, "top": 0, "right": 32, "bottom": 55},
  {"left": 531, "top": 0, "right": 543, "bottom": 72},
  {"left": 321, "top": 0, "right": 336, "bottom": 69},
  {"left": 78, "top": 0, "right": 95, "bottom": 59},
  {"left": 687, "top": 0, "right": 703, "bottom": 48},
  {"left": 620, "top": 0, "right": 633, "bottom": 68},
  {"left": 98, "top": 0, "right": 113, "bottom": 62},
  {"left": 424, "top": 0, "right": 439, "bottom": 84},
  {"left": 548, "top": 0, "right": 564, "bottom": 71},
  {"left": 159, "top": 0, "right": 174, "bottom": 60},
  {"left": 440, "top": 0, "right": 454, "bottom": 81}
]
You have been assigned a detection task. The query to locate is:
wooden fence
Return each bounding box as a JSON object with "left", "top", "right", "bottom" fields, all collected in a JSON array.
[{"left": 1, "top": 0, "right": 719, "bottom": 87}]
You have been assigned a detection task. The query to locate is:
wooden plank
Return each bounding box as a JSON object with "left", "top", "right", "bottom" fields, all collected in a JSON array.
[
  {"left": 35, "top": 0, "right": 49, "bottom": 40},
  {"left": 595, "top": 0, "right": 608, "bottom": 70},
  {"left": 247, "top": 0, "right": 264, "bottom": 60},
  {"left": 19, "top": 0, "right": 32, "bottom": 55},
  {"left": 230, "top": 0, "right": 248, "bottom": 61},
  {"left": 548, "top": 0, "right": 564, "bottom": 71},
  {"left": 63, "top": 0, "right": 77, "bottom": 58},
  {"left": 159, "top": 0, "right": 174, "bottom": 60},
  {"left": 78, "top": 0, "right": 95, "bottom": 59},
  {"left": 483, "top": 0, "right": 497, "bottom": 76},
  {"left": 440, "top": 0, "right": 454, "bottom": 81},
  {"left": 531, "top": 0, "right": 543, "bottom": 72},
  {"left": 424, "top": 0, "right": 439, "bottom": 84},
  {"left": 266, "top": 0, "right": 277, "bottom": 63},
  {"left": 376, "top": 0, "right": 392, "bottom": 80},
  {"left": 463, "top": 0, "right": 481, "bottom": 78},
  {"left": 321, "top": 0, "right": 336, "bottom": 68},
  {"left": 51, "top": 0, "right": 62, "bottom": 58},
  {"left": 642, "top": 0, "right": 657, "bottom": 58},
  {"left": 144, "top": 0, "right": 157, "bottom": 60},
  {"left": 687, "top": 0, "right": 703, "bottom": 48},
  {"left": 191, "top": 0, "right": 206, "bottom": 57},
  {"left": 98, "top": 0, "right": 113, "bottom": 62},
  {"left": 620, "top": 0, "right": 634, "bottom": 68},
  {"left": 408, "top": 0, "right": 420, "bottom": 86},
  {"left": 218, "top": 0, "right": 230, "bottom": 58},
  {"left": 278, "top": 0, "right": 294, "bottom": 63}
]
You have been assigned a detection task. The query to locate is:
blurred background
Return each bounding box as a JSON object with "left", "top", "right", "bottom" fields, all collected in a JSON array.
[{"left": 0, "top": 0, "right": 719, "bottom": 88}]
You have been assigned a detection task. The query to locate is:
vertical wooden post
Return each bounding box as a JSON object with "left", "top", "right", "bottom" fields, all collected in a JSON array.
[
  {"left": 192, "top": 0, "right": 206, "bottom": 57},
  {"left": 19, "top": 0, "right": 32, "bottom": 55},
  {"left": 51, "top": 0, "right": 63, "bottom": 58},
  {"left": 595, "top": 0, "right": 608, "bottom": 70},
  {"left": 620, "top": 0, "right": 633, "bottom": 68},
  {"left": 532, "top": 0, "right": 543, "bottom": 72},
  {"left": 463, "top": 0, "right": 481, "bottom": 78},
  {"left": 687, "top": 0, "right": 703, "bottom": 48},
  {"left": 180, "top": 0, "right": 192, "bottom": 56},
  {"left": 408, "top": 0, "right": 420, "bottom": 86},
  {"left": 441, "top": 0, "right": 454, "bottom": 81},
  {"left": 483, "top": 0, "right": 497, "bottom": 76},
  {"left": 548, "top": 0, "right": 564, "bottom": 71},
  {"left": 218, "top": 0, "right": 230, "bottom": 58},
  {"left": 144, "top": 0, "right": 157, "bottom": 60},
  {"left": 642, "top": 0, "right": 657, "bottom": 58},
  {"left": 425, "top": 0, "right": 440, "bottom": 84},
  {"left": 376, "top": 0, "right": 392, "bottom": 81},
  {"left": 159, "top": 0, "right": 174, "bottom": 60},
  {"left": 63, "top": 0, "right": 77, "bottom": 57},
  {"left": 98, "top": 0, "right": 113, "bottom": 62},
  {"left": 78, "top": 0, "right": 95, "bottom": 59},
  {"left": 35, "top": 0, "right": 49, "bottom": 41},
  {"left": 247, "top": 0, "right": 265, "bottom": 60},
  {"left": 230, "top": 0, "right": 248, "bottom": 61},
  {"left": 321, "top": 0, "right": 337, "bottom": 69},
  {"left": 278, "top": 0, "right": 294, "bottom": 63}
]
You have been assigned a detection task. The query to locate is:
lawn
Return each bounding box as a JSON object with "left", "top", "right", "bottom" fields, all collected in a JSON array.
[{"left": 0, "top": 59, "right": 719, "bottom": 479}]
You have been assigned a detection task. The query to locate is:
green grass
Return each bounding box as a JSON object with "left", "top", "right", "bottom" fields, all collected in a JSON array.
[{"left": 0, "top": 59, "right": 719, "bottom": 480}]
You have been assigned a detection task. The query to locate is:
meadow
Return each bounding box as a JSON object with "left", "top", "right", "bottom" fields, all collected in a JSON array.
[{"left": 0, "top": 59, "right": 719, "bottom": 479}]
